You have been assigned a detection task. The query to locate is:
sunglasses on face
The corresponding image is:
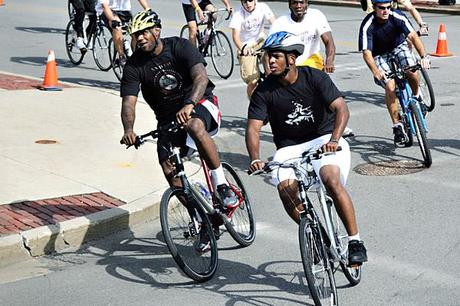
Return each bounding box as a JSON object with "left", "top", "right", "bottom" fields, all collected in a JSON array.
[
  {"left": 376, "top": 5, "right": 391, "bottom": 10},
  {"left": 242, "top": 0, "right": 254, "bottom": 3}
]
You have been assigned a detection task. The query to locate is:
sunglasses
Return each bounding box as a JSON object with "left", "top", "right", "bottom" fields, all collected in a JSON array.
[
  {"left": 376, "top": 5, "right": 391, "bottom": 10},
  {"left": 242, "top": 0, "right": 254, "bottom": 3}
]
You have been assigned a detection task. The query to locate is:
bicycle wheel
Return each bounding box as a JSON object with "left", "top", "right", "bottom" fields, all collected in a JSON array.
[
  {"left": 299, "top": 216, "right": 338, "bottom": 306},
  {"left": 92, "top": 24, "right": 112, "bottom": 71},
  {"left": 210, "top": 30, "right": 234, "bottom": 79},
  {"left": 67, "top": 0, "right": 75, "bottom": 19},
  {"left": 221, "top": 162, "right": 256, "bottom": 247},
  {"left": 160, "top": 187, "right": 218, "bottom": 282},
  {"left": 419, "top": 68, "right": 435, "bottom": 112},
  {"left": 325, "top": 199, "right": 361, "bottom": 286},
  {"left": 65, "top": 20, "right": 85, "bottom": 65},
  {"left": 410, "top": 100, "right": 432, "bottom": 167},
  {"left": 179, "top": 24, "right": 190, "bottom": 39},
  {"left": 109, "top": 38, "right": 123, "bottom": 81}
]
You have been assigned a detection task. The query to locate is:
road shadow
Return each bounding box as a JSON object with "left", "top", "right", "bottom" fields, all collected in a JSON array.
[
  {"left": 10, "top": 56, "right": 80, "bottom": 68},
  {"left": 342, "top": 90, "right": 386, "bottom": 108},
  {"left": 60, "top": 77, "right": 120, "bottom": 91},
  {"left": 15, "top": 26, "right": 66, "bottom": 35}
]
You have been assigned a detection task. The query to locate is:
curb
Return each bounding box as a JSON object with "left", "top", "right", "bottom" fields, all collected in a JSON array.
[{"left": 0, "top": 191, "right": 163, "bottom": 267}]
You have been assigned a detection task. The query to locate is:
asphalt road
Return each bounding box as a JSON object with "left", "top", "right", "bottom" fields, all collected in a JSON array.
[{"left": 1, "top": 0, "right": 460, "bottom": 305}]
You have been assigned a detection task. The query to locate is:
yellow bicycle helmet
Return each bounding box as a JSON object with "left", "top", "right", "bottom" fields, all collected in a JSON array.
[{"left": 128, "top": 9, "right": 162, "bottom": 35}]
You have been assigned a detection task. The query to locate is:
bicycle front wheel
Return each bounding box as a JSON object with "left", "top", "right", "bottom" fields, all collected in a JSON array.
[
  {"left": 65, "top": 20, "right": 85, "bottom": 65},
  {"left": 410, "top": 100, "right": 432, "bottom": 167},
  {"left": 92, "top": 24, "right": 112, "bottom": 71},
  {"left": 160, "top": 187, "right": 218, "bottom": 282},
  {"left": 221, "top": 162, "right": 256, "bottom": 247},
  {"left": 419, "top": 68, "right": 435, "bottom": 112},
  {"left": 299, "top": 216, "right": 338, "bottom": 306},
  {"left": 109, "top": 38, "right": 123, "bottom": 81},
  {"left": 210, "top": 30, "right": 234, "bottom": 79}
]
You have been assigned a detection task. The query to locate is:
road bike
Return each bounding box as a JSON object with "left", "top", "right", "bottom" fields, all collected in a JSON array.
[
  {"left": 252, "top": 148, "right": 362, "bottom": 306},
  {"left": 388, "top": 61, "right": 433, "bottom": 167},
  {"left": 108, "top": 20, "right": 132, "bottom": 81},
  {"left": 65, "top": 13, "right": 112, "bottom": 71},
  {"left": 126, "top": 121, "right": 255, "bottom": 282},
  {"left": 180, "top": 8, "right": 234, "bottom": 79}
]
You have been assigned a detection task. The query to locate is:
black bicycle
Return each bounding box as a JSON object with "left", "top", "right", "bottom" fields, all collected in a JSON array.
[
  {"left": 126, "top": 121, "right": 255, "bottom": 282},
  {"left": 180, "top": 8, "right": 234, "bottom": 79},
  {"left": 108, "top": 20, "right": 132, "bottom": 81}
]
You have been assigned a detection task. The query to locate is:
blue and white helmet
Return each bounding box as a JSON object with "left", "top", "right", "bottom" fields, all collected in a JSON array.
[
  {"left": 371, "top": 0, "right": 392, "bottom": 3},
  {"left": 261, "top": 31, "right": 304, "bottom": 56}
]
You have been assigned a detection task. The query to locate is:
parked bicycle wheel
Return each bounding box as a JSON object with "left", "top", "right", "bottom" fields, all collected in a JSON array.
[
  {"left": 210, "top": 30, "right": 234, "bottom": 79},
  {"left": 299, "top": 217, "right": 338, "bottom": 306},
  {"left": 326, "top": 198, "right": 361, "bottom": 286},
  {"left": 410, "top": 100, "right": 432, "bottom": 167},
  {"left": 419, "top": 68, "right": 435, "bottom": 112},
  {"left": 92, "top": 24, "right": 112, "bottom": 71},
  {"left": 65, "top": 20, "right": 85, "bottom": 65},
  {"left": 221, "top": 162, "right": 255, "bottom": 247},
  {"left": 160, "top": 187, "right": 218, "bottom": 282}
]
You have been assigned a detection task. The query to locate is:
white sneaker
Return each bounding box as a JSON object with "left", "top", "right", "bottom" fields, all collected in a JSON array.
[
  {"left": 76, "top": 37, "right": 86, "bottom": 51},
  {"left": 343, "top": 126, "right": 354, "bottom": 138}
]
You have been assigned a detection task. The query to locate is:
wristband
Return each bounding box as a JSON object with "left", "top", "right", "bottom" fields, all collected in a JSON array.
[
  {"left": 329, "top": 138, "right": 339, "bottom": 144},
  {"left": 250, "top": 159, "right": 262, "bottom": 166},
  {"left": 421, "top": 55, "right": 429, "bottom": 59},
  {"left": 195, "top": 6, "right": 201, "bottom": 12},
  {"left": 184, "top": 98, "right": 195, "bottom": 106}
]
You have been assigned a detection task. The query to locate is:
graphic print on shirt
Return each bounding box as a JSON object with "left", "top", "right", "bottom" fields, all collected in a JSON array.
[
  {"left": 150, "top": 61, "right": 183, "bottom": 100},
  {"left": 285, "top": 100, "right": 314, "bottom": 125}
]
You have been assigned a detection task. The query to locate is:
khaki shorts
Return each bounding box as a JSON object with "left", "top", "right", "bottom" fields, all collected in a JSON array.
[{"left": 237, "top": 40, "right": 264, "bottom": 84}]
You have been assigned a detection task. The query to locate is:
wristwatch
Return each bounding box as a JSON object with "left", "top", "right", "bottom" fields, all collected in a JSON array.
[{"left": 184, "top": 98, "right": 195, "bottom": 106}]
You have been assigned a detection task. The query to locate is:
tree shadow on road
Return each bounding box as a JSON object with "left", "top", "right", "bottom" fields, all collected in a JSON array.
[{"left": 15, "top": 26, "right": 65, "bottom": 35}]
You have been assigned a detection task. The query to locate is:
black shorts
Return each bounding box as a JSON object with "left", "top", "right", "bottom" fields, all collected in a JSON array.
[
  {"left": 182, "top": 0, "right": 212, "bottom": 22},
  {"left": 157, "top": 102, "right": 218, "bottom": 163},
  {"left": 100, "top": 10, "right": 132, "bottom": 29}
]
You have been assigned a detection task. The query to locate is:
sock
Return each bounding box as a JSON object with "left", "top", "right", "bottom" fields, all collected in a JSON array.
[
  {"left": 210, "top": 165, "right": 227, "bottom": 188},
  {"left": 348, "top": 233, "right": 361, "bottom": 242}
]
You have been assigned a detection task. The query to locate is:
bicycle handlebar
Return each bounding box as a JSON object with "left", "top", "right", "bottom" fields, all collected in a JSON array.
[
  {"left": 386, "top": 63, "right": 423, "bottom": 80},
  {"left": 202, "top": 8, "right": 232, "bottom": 20},
  {"left": 124, "top": 121, "right": 182, "bottom": 149}
]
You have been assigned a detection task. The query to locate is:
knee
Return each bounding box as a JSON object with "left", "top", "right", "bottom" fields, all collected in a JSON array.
[
  {"left": 186, "top": 118, "right": 206, "bottom": 140},
  {"left": 277, "top": 181, "right": 297, "bottom": 202}
]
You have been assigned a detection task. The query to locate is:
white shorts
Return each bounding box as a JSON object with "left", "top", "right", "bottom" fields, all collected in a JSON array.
[{"left": 271, "top": 134, "right": 351, "bottom": 186}]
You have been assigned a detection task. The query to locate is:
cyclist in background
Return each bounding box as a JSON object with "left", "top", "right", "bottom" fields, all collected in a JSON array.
[
  {"left": 69, "top": 0, "right": 97, "bottom": 52},
  {"left": 181, "top": 0, "right": 233, "bottom": 47},
  {"left": 361, "top": 0, "right": 428, "bottom": 34},
  {"left": 229, "top": 0, "right": 275, "bottom": 98},
  {"left": 246, "top": 32, "right": 368, "bottom": 266},
  {"left": 120, "top": 11, "right": 238, "bottom": 253},
  {"left": 358, "top": 0, "right": 430, "bottom": 146},
  {"left": 96, "top": 0, "right": 150, "bottom": 67},
  {"left": 269, "top": 0, "right": 335, "bottom": 73}
]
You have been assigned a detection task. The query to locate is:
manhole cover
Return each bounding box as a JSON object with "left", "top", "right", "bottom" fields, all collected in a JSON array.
[
  {"left": 35, "top": 139, "right": 58, "bottom": 144},
  {"left": 354, "top": 160, "right": 424, "bottom": 176}
]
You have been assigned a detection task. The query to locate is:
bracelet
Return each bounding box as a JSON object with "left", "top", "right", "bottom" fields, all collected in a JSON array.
[
  {"left": 195, "top": 6, "right": 201, "bottom": 12},
  {"left": 250, "top": 159, "right": 262, "bottom": 166},
  {"left": 184, "top": 98, "right": 195, "bottom": 106},
  {"left": 329, "top": 138, "right": 339, "bottom": 144}
]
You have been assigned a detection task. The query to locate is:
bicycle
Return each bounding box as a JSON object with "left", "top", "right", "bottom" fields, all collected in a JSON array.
[
  {"left": 412, "top": 31, "right": 436, "bottom": 112},
  {"left": 388, "top": 61, "right": 433, "bottom": 167},
  {"left": 180, "top": 8, "right": 234, "bottom": 79},
  {"left": 251, "top": 148, "right": 362, "bottom": 306},
  {"left": 65, "top": 13, "right": 113, "bottom": 71},
  {"left": 108, "top": 20, "right": 132, "bottom": 81},
  {"left": 125, "top": 121, "right": 255, "bottom": 282}
]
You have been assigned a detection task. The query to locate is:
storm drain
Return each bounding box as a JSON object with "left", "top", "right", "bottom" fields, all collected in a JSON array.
[{"left": 353, "top": 160, "right": 425, "bottom": 176}]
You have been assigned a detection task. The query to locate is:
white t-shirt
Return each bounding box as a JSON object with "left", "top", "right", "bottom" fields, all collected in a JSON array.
[
  {"left": 269, "top": 8, "right": 331, "bottom": 64},
  {"left": 180, "top": 0, "right": 202, "bottom": 4},
  {"left": 96, "top": 0, "right": 132, "bottom": 15},
  {"left": 229, "top": 3, "right": 274, "bottom": 45}
]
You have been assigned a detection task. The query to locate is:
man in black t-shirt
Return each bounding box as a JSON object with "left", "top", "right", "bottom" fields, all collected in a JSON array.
[
  {"left": 120, "top": 10, "right": 237, "bottom": 252},
  {"left": 246, "top": 31, "right": 367, "bottom": 266}
]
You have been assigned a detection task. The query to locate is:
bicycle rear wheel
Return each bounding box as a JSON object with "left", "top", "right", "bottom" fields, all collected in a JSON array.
[
  {"left": 410, "top": 100, "right": 432, "bottom": 167},
  {"left": 65, "top": 20, "right": 85, "bottom": 65},
  {"left": 299, "top": 216, "right": 338, "bottom": 306},
  {"left": 221, "top": 162, "right": 256, "bottom": 247},
  {"left": 325, "top": 198, "right": 361, "bottom": 286},
  {"left": 92, "top": 24, "right": 112, "bottom": 71},
  {"left": 109, "top": 38, "right": 123, "bottom": 81},
  {"left": 160, "top": 187, "right": 218, "bottom": 282},
  {"left": 419, "top": 68, "right": 435, "bottom": 112},
  {"left": 210, "top": 30, "right": 234, "bottom": 79}
]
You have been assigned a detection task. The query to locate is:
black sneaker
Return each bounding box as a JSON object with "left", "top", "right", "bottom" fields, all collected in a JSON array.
[
  {"left": 195, "top": 230, "right": 211, "bottom": 254},
  {"left": 393, "top": 124, "right": 407, "bottom": 146},
  {"left": 216, "top": 184, "right": 238, "bottom": 209},
  {"left": 348, "top": 240, "right": 368, "bottom": 266}
]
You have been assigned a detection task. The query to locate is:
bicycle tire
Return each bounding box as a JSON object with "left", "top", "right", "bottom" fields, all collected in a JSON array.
[
  {"left": 179, "top": 24, "right": 190, "bottom": 39},
  {"left": 92, "top": 24, "right": 112, "bottom": 71},
  {"left": 221, "top": 162, "right": 256, "bottom": 247},
  {"left": 210, "top": 30, "right": 234, "bottom": 79},
  {"left": 410, "top": 100, "right": 432, "bottom": 167},
  {"left": 160, "top": 187, "right": 218, "bottom": 282},
  {"left": 109, "top": 38, "right": 123, "bottom": 81},
  {"left": 419, "top": 68, "right": 435, "bottom": 112},
  {"left": 325, "top": 199, "right": 361, "bottom": 286},
  {"left": 299, "top": 216, "right": 338, "bottom": 306},
  {"left": 65, "top": 20, "right": 85, "bottom": 65},
  {"left": 67, "top": 0, "right": 75, "bottom": 19}
]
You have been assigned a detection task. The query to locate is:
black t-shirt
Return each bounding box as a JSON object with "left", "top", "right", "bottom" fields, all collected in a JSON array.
[
  {"left": 248, "top": 67, "right": 342, "bottom": 149},
  {"left": 120, "top": 37, "right": 215, "bottom": 122}
]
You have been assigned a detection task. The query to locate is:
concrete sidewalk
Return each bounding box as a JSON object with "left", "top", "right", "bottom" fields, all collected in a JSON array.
[{"left": 0, "top": 71, "right": 205, "bottom": 267}]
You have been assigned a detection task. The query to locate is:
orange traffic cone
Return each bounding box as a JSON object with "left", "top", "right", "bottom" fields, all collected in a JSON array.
[
  {"left": 0, "top": 0, "right": 4, "bottom": 6},
  {"left": 40, "top": 50, "right": 62, "bottom": 91},
  {"left": 430, "top": 24, "right": 453, "bottom": 57}
]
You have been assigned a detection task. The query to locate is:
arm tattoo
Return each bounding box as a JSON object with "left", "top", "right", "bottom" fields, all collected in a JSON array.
[{"left": 189, "top": 63, "right": 208, "bottom": 103}]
